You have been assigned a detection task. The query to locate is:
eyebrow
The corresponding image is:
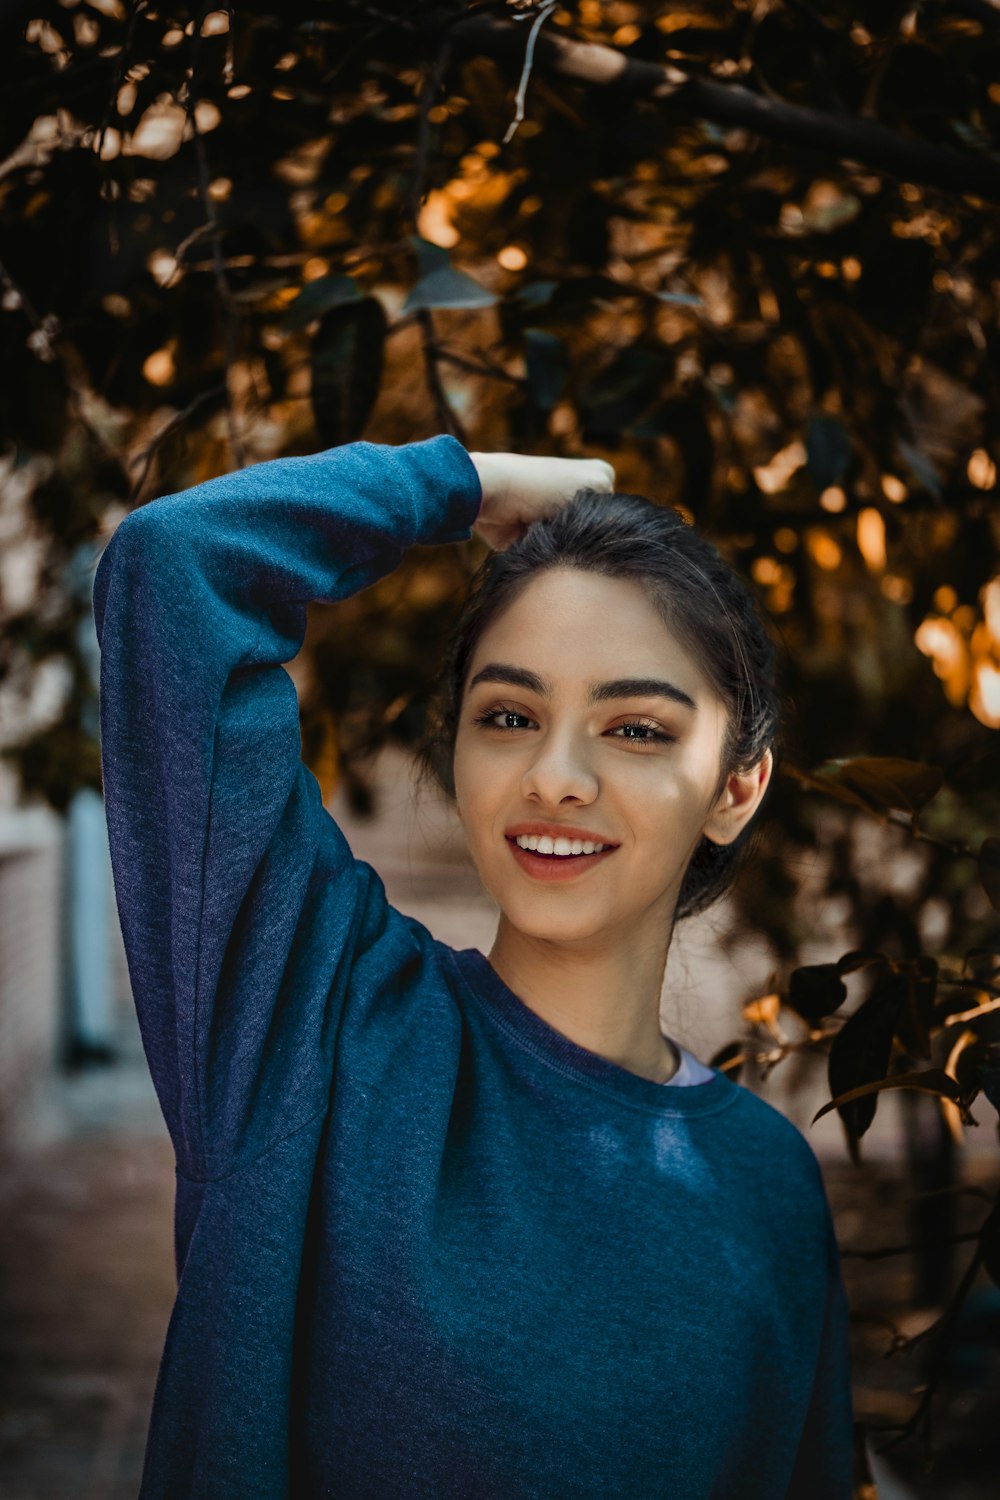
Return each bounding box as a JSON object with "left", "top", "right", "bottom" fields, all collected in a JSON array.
[{"left": 466, "top": 662, "right": 697, "bottom": 711}]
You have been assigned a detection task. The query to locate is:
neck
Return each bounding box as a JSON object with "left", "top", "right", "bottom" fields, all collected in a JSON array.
[{"left": 487, "top": 917, "right": 678, "bottom": 1084}]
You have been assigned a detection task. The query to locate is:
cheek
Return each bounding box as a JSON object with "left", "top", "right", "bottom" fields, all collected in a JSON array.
[
  {"left": 451, "top": 735, "right": 492, "bottom": 826},
  {"left": 634, "top": 753, "right": 720, "bottom": 839}
]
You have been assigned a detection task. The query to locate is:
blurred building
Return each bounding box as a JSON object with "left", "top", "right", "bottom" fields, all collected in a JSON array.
[{"left": 0, "top": 535, "right": 128, "bottom": 1145}]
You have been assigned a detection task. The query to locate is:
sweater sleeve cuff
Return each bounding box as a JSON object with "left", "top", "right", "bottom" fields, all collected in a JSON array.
[{"left": 393, "top": 434, "right": 483, "bottom": 545}]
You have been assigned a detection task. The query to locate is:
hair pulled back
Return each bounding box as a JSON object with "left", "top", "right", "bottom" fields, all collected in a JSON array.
[{"left": 416, "top": 487, "right": 784, "bottom": 921}]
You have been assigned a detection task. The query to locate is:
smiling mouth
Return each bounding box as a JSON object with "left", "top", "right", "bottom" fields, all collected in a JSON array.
[
  {"left": 504, "top": 836, "right": 618, "bottom": 878},
  {"left": 509, "top": 844, "right": 605, "bottom": 859}
]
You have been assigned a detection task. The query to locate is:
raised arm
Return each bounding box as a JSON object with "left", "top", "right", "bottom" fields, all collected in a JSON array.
[{"left": 93, "top": 435, "right": 482, "bottom": 1180}]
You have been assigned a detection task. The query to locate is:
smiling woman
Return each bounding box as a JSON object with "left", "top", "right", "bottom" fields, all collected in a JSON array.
[
  {"left": 412, "top": 479, "right": 783, "bottom": 1094},
  {"left": 94, "top": 435, "right": 854, "bottom": 1499}
]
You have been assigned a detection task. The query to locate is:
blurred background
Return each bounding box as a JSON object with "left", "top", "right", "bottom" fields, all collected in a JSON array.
[{"left": 1, "top": 1, "right": 999, "bottom": 1495}]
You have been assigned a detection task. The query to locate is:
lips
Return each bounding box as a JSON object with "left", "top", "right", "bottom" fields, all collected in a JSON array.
[{"left": 505, "top": 835, "right": 618, "bottom": 883}]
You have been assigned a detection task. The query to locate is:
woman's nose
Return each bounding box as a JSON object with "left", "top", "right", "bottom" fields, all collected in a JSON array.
[{"left": 520, "top": 731, "right": 598, "bottom": 806}]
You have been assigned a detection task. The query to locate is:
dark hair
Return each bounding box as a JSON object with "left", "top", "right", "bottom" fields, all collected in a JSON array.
[{"left": 416, "top": 488, "right": 784, "bottom": 921}]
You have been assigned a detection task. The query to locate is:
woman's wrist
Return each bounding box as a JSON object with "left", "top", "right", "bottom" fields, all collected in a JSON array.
[{"left": 467, "top": 452, "right": 500, "bottom": 509}]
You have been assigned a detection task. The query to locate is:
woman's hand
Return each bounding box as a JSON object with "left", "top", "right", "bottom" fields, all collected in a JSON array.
[{"left": 468, "top": 451, "right": 616, "bottom": 551}]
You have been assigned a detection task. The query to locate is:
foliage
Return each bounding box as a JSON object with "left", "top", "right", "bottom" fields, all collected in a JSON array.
[{"left": 2, "top": 1, "right": 1000, "bottom": 1486}]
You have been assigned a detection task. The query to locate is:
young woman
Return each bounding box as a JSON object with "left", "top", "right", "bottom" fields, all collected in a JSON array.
[{"left": 93, "top": 434, "right": 854, "bottom": 1499}]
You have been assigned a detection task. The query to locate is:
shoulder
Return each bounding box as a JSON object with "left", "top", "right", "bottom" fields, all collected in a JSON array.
[{"left": 722, "top": 1075, "right": 834, "bottom": 1217}]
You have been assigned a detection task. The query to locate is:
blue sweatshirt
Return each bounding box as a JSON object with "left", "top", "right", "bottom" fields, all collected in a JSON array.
[{"left": 93, "top": 435, "right": 854, "bottom": 1499}]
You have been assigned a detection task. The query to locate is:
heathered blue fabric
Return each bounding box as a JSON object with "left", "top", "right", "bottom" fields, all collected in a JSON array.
[{"left": 93, "top": 435, "right": 854, "bottom": 1499}]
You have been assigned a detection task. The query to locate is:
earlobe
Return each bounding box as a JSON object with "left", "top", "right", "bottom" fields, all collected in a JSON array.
[{"left": 703, "top": 749, "right": 773, "bottom": 847}]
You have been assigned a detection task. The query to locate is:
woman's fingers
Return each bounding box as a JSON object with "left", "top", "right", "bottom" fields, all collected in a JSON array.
[
  {"left": 469, "top": 452, "right": 616, "bottom": 548},
  {"left": 589, "top": 458, "right": 616, "bottom": 489}
]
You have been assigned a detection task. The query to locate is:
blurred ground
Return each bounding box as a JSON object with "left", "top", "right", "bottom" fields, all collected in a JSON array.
[
  {"left": 0, "top": 748, "right": 997, "bottom": 1497},
  {"left": 0, "top": 1015, "right": 173, "bottom": 1500}
]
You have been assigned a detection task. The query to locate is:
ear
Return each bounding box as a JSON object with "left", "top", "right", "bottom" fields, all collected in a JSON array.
[{"left": 701, "top": 748, "right": 773, "bottom": 847}]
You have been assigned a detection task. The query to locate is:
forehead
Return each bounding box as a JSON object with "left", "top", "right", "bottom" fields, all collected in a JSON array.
[{"left": 467, "top": 567, "right": 710, "bottom": 694}]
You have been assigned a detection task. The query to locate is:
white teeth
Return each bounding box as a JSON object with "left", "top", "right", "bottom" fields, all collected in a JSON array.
[{"left": 514, "top": 834, "right": 607, "bottom": 856}]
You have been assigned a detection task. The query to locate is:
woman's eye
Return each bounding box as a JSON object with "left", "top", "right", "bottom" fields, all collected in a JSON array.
[
  {"left": 474, "top": 708, "right": 532, "bottom": 731},
  {"left": 473, "top": 709, "right": 672, "bottom": 745},
  {"left": 609, "top": 722, "right": 673, "bottom": 746}
]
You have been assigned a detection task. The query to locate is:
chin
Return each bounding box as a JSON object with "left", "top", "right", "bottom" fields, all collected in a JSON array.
[{"left": 494, "top": 892, "right": 608, "bottom": 943}]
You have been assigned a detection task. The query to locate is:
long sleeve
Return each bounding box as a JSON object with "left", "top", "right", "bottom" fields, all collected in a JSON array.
[
  {"left": 786, "top": 1221, "right": 856, "bottom": 1498},
  {"left": 93, "top": 435, "right": 482, "bottom": 1183}
]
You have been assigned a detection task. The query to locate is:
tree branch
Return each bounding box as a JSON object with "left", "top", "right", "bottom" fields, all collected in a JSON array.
[
  {"left": 0, "top": 256, "right": 121, "bottom": 467},
  {"left": 410, "top": 37, "right": 468, "bottom": 444},
  {"left": 428, "top": 341, "right": 526, "bottom": 387},
  {"left": 870, "top": 1235, "right": 987, "bottom": 1460},
  {"left": 184, "top": 5, "right": 245, "bottom": 468},
  {"left": 502, "top": 0, "right": 557, "bottom": 145},
  {"left": 840, "top": 1229, "right": 981, "bottom": 1260},
  {"left": 127, "top": 383, "right": 227, "bottom": 505},
  {"left": 445, "top": 12, "right": 1000, "bottom": 202}
]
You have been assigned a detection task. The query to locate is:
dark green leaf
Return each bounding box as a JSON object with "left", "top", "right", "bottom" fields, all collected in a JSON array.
[
  {"left": 827, "top": 970, "right": 907, "bottom": 1139},
  {"left": 980, "top": 837, "right": 1000, "bottom": 912},
  {"left": 943, "top": 748, "right": 1000, "bottom": 797},
  {"left": 981, "top": 1200, "right": 1000, "bottom": 1290},
  {"left": 512, "top": 281, "right": 558, "bottom": 308},
  {"left": 402, "top": 265, "right": 497, "bottom": 313},
  {"left": 310, "top": 296, "right": 387, "bottom": 447},
  {"left": 283, "top": 275, "right": 361, "bottom": 332},
  {"left": 806, "top": 414, "right": 853, "bottom": 491},
  {"left": 897, "top": 439, "right": 943, "bottom": 499},
  {"left": 812, "top": 1066, "right": 969, "bottom": 1126},
  {"left": 525, "top": 330, "right": 569, "bottom": 412},
  {"left": 814, "top": 757, "right": 944, "bottom": 816},
  {"left": 787, "top": 963, "right": 848, "bottom": 1023},
  {"left": 836, "top": 950, "right": 889, "bottom": 976},
  {"left": 655, "top": 290, "right": 703, "bottom": 307},
  {"left": 578, "top": 346, "right": 665, "bottom": 437},
  {"left": 897, "top": 956, "right": 938, "bottom": 1062},
  {"left": 408, "top": 234, "right": 452, "bottom": 277}
]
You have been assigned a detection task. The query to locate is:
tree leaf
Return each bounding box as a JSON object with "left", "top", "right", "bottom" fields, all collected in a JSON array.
[
  {"left": 655, "top": 290, "right": 703, "bottom": 307},
  {"left": 897, "top": 956, "right": 938, "bottom": 1062},
  {"left": 283, "top": 274, "right": 361, "bottom": 332},
  {"left": 310, "top": 296, "right": 386, "bottom": 447},
  {"left": 512, "top": 280, "right": 559, "bottom": 308},
  {"left": 402, "top": 264, "right": 497, "bottom": 313},
  {"left": 524, "top": 329, "right": 569, "bottom": 411},
  {"left": 982, "top": 1200, "right": 1000, "bottom": 1291},
  {"left": 980, "top": 837, "right": 1000, "bottom": 912},
  {"left": 787, "top": 963, "right": 848, "bottom": 1024},
  {"left": 836, "top": 950, "right": 889, "bottom": 976},
  {"left": 813, "top": 757, "right": 944, "bottom": 816},
  {"left": 811, "top": 1067, "right": 970, "bottom": 1126},
  {"left": 578, "top": 345, "right": 665, "bottom": 436},
  {"left": 806, "top": 414, "right": 853, "bottom": 491},
  {"left": 826, "top": 970, "right": 907, "bottom": 1139},
  {"left": 944, "top": 747, "right": 1000, "bottom": 797},
  {"left": 408, "top": 234, "right": 452, "bottom": 277},
  {"left": 897, "top": 438, "right": 943, "bottom": 499}
]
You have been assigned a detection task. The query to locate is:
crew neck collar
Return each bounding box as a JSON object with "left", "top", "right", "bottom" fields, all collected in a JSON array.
[{"left": 446, "top": 947, "right": 738, "bottom": 1117}]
